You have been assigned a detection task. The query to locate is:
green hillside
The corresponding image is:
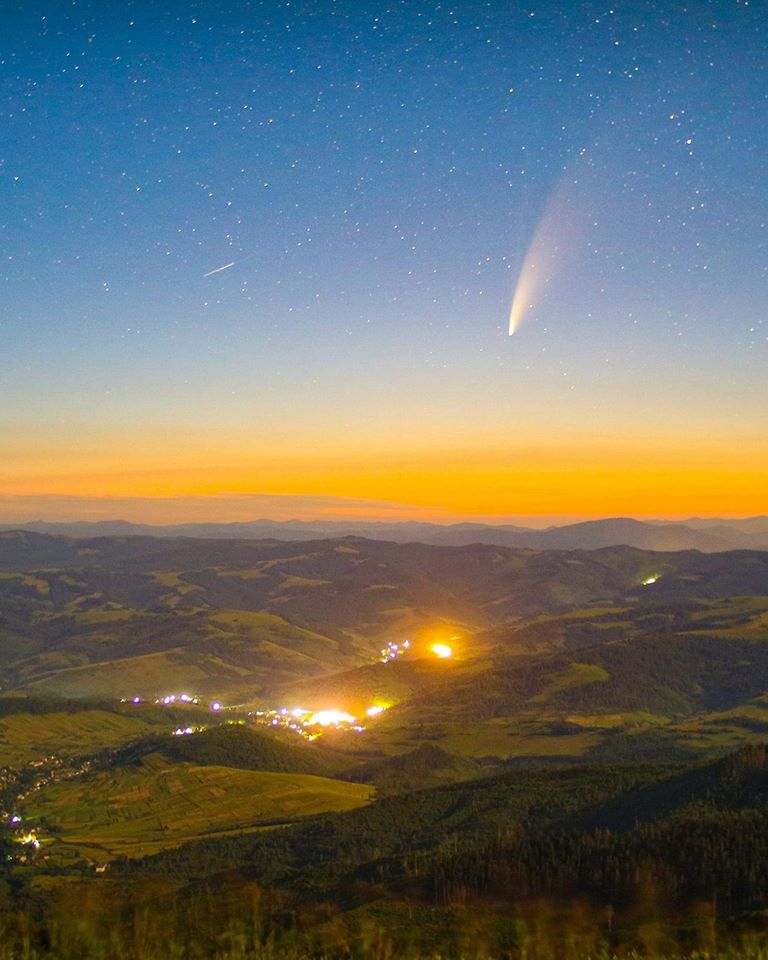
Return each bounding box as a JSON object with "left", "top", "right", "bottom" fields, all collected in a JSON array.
[
  {"left": 0, "top": 709, "right": 163, "bottom": 767},
  {"left": 157, "top": 723, "right": 343, "bottom": 776},
  {"left": 278, "top": 597, "right": 768, "bottom": 766},
  {"left": 4, "top": 533, "right": 768, "bottom": 769},
  {"left": 129, "top": 744, "right": 768, "bottom": 892},
  {"left": 22, "top": 752, "right": 372, "bottom": 861},
  {"left": 5, "top": 534, "right": 768, "bottom": 959}
]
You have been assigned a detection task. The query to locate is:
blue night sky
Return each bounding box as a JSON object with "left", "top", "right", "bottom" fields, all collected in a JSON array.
[{"left": 2, "top": 1, "right": 766, "bottom": 522}]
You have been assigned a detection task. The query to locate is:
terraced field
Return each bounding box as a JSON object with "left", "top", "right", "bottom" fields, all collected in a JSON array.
[
  {"left": 0, "top": 709, "right": 163, "bottom": 766},
  {"left": 23, "top": 648, "right": 254, "bottom": 700},
  {"left": 23, "top": 753, "right": 372, "bottom": 860}
]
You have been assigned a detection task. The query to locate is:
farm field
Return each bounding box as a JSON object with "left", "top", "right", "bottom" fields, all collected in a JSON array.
[
  {"left": 22, "top": 753, "right": 372, "bottom": 860},
  {"left": 0, "top": 709, "right": 164, "bottom": 767}
]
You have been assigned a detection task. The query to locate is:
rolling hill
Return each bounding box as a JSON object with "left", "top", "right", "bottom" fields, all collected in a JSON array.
[
  {"left": 3, "top": 532, "right": 768, "bottom": 769},
  {"left": 21, "top": 752, "right": 372, "bottom": 861},
  {"left": 4, "top": 534, "right": 768, "bottom": 957}
]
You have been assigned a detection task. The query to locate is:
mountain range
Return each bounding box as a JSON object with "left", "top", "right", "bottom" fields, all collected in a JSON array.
[{"left": 3, "top": 514, "right": 768, "bottom": 552}]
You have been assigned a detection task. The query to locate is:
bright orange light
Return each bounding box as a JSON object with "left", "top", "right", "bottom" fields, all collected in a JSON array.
[
  {"left": 307, "top": 709, "right": 356, "bottom": 727},
  {"left": 430, "top": 643, "right": 453, "bottom": 659}
]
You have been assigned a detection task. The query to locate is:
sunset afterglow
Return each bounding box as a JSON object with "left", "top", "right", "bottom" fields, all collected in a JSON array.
[{"left": 1, "top": 2, "right": 765, "bottom": 526}]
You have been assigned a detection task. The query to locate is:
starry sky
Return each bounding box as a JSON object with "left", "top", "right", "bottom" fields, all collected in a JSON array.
[{"left": 2, "top": 0, "right": 766, "bottom": 523}]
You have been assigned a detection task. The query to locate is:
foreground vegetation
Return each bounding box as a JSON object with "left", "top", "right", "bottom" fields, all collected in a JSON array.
[
  {"left": 5, "top": 744, "right": 768, "bottom": 958},
  {"left": 2, "top": 880, "right": 768, "bottom": 960}
]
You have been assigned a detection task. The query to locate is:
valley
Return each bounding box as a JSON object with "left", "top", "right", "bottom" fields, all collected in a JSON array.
[{"left": 4, "top": 532, "right": 768, "bottom": 955}]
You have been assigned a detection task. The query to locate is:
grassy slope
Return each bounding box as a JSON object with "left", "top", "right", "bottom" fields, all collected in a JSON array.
[
  {"left": 22, "top": 648, "right": 253, "bottom": 700},
  {"left": 23, "top": 753, "right": 372, "bottom": 860},
  {"left": 157, "top": 724, "right": 345, "bottom": 777},
  {"left": 0, "top": 709, "right": 164, "bottom": 766}
]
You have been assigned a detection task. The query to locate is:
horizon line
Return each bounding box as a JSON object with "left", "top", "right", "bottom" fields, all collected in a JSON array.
[{"left": 1, "top": 514, "right": 765, "bottom": 530}]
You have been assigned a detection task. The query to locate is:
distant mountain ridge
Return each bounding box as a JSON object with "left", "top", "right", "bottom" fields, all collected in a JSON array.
[{"left": 2, "top": 515, "right": 767, "bottom": 552}]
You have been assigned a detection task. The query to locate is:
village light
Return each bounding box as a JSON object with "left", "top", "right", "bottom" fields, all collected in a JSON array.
[
  {"left": 431, "top": 643, "right": 453, "bottom": 659},
  {"left": 307, "top": 709, "right": 356, "bottom": 727}
]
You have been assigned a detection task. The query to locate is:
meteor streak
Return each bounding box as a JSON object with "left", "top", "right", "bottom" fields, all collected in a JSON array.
[{"left": 203, "top": 261, "right": 235, "bottom": 278}]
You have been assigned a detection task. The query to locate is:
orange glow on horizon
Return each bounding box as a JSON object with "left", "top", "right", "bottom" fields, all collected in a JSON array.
[{"left": 1, "top": 428, "right": 766, "bottom": 522}]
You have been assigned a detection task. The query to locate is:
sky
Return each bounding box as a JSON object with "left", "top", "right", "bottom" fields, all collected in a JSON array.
[{"left": 2, "top": 0, "right": 766, "bottom": 523}]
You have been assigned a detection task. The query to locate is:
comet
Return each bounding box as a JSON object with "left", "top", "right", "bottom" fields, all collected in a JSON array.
[
  {"left": 508, "top": 200, "right": 561, "bottom": 335},
  {"left": 508, "top": 172, "right": 588, "bottom": 334},
  {"left": 203, "top": 261, "right": 235, "bottom": 278},
  {"left": 508, "top": 248, "right": 554, "bottom": 335}
]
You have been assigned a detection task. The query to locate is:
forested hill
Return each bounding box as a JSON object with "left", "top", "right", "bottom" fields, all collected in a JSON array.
[{"left": 116, "top": 743, "right": 768, "bottom": 943}]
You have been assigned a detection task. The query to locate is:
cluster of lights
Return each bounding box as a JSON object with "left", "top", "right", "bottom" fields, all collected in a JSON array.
[
  {"left": 642, "top": 574, "right": 661, "bottom": 586},
  {"left": 157, "top": 693, "right": 200, "bottom": 706},
  {"left": 380, "top": 639, "right": 410, "bottom": 663},
  {"left": 122, "top": 693, "right": 224, "bottom": 711},
  {"left": 251, "top": 704, "right": 388, "bottom": 740},
  {"left": 122, "top": 693, "right": 201, "bottom": 706},
  {"left": 17, "top": 831, "right": 40, "bottom": 849},
  {"left": 172, "top": 726, "right": 202, "bottom": 737},
  {"left": 307, "top": 709, "right": 358, "bottom": 727},
  {"left": 380, "top": 637, "right": 456, "bottom": 663},
  {"left": 4, "top": 817, "right": 40, "bottom": 849}
]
